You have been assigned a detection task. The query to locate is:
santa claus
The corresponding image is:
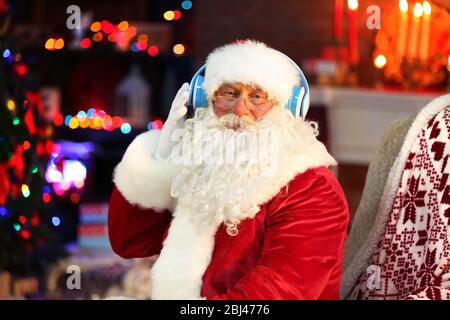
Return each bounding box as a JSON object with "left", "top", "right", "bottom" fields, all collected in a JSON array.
[{"left": 108, "top": 40, "right": 350, "bottom": 300}]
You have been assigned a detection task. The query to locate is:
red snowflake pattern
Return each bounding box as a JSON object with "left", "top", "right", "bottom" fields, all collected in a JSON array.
[{"left": 349, "top": 106, "right": 450, "bottom": 300}]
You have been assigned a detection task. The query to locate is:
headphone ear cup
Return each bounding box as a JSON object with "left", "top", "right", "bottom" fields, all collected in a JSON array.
[
  {"left": 301, "top": 90, "right": 310, "bottom": 119},
  {"left": 286, "top": 86, "right": 303, "bottom": 118},
  {"left": 192, "top": 75, "right": 208, "bottom": 109}
]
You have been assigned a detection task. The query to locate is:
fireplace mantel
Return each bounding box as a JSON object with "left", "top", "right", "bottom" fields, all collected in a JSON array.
[{"left": 311, "top": 86, "right": 445, "bottom": 164}]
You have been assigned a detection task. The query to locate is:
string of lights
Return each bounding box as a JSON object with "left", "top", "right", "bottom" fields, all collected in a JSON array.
[{"left": 44, "top": 1, "right": 193, "bottom": 57}]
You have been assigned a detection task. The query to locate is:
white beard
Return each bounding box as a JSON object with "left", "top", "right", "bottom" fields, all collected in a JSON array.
[
  {"left": 168, "top": 105, "right": 320, "bottom": 236},
  {"left": 150, "top": 105, "right": 336, "bottom": 300}
]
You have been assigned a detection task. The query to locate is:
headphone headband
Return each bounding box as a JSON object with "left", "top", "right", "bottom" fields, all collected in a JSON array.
[{"left": 187, "top": 51, "right": 310, "bottom": 119}]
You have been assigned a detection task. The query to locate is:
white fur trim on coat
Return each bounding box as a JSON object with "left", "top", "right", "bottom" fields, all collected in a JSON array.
[
  {"left": 150, "top": 214, "right": 217, "bottom": 300},
  {"left": 340, "top": 93, "right": 450, "bottom": 299},
  {"left": 203, "top": 40, "right": 299, "bottom": 108},
  {"left": 113, "top": 130, "right": 180, "bottom": 211}
]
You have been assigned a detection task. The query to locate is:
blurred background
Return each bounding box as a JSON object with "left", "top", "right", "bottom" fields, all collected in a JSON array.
[{"left": 0, "top": 0, "right": 449, "bottom": 299}]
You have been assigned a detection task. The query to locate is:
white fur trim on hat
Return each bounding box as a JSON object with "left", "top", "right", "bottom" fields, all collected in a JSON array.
[
  {"left": 113, "top": 130, "right": 180, "bottom": 211},
  {"left": 203, "top": 40, "right": 299, "bottom": 107}
]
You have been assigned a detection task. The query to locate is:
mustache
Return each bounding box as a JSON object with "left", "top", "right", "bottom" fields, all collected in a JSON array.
[{"left": 216, "top": 113, "right": 256, "bottom": 130}]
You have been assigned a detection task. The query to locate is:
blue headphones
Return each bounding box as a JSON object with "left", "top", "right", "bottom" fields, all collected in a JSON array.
[{"left": 187, "top": 52, "right": 310, "bottom": 119}]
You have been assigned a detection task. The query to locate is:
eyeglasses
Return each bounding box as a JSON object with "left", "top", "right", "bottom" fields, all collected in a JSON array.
[{"left": 212, "top": 94, "right": 273, "bottom": 110}]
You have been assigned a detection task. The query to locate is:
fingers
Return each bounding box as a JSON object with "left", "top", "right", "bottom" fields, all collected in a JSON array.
[
  {"left": 172, "top": 84, "right": 190, "bottom": 109},
  {"left": 166, "top": 82, "right": 190, "bottom": 125},
  {"left": 171, "top": 105, "right": 188, "bottom": 120},
  {"left": 180, "top": 90, "right": 189, "bottom": 103},
  {"left": 174, "top": 91, "right": 189, "bottom": 106},
  {"left": 176, "top": 83, "right": 190, "bottom": 99},
  {"left": 166, "top": 106, "right": 187, "bottom": 126}
]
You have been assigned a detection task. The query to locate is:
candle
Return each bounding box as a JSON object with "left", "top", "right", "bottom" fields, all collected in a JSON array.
[
  {"left": 347, "top": 0, "right": 359, "bottom": 65},
  {"left": 408, "top": 2, "right": 423, "bottom": 60},
  {"left": 374, "top": 54, "right": 387, "bottom": 88},
  {"left": 397, "top": 0, "right": 409, "bottom": 59},
  {"left": 334, "top": 0, "right": 344, "bottom": 43},
  {"left": 420, "top": 1, "right": 431, "bottom": 61}
]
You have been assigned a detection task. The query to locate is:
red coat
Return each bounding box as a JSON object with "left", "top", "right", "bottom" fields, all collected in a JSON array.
[{"left": 109, "top": 164, "right": 349, "bottom": 300}]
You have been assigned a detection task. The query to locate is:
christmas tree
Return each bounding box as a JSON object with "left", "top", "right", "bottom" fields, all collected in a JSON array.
[{"left": 0, "top": 2, "right": 66, "bottom": 277}]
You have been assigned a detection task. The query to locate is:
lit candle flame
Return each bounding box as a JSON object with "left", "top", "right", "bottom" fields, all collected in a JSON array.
[
  {"left": 423, "top": 1, "right": 431, "bottom": 16},
  {"left": 374, "top": 54, "right": 387, "bottom": 69},
  {"left": 399, "top": 0, "right": 408, "bottom": 13},
  {"left": 414, "top": 2, "right": 423, "bottom": 17},
  {"left": 348, "top": 0, "right": 358, "bottom": 10},
  {"left": 447, "top": 55, "right": 450, "bottom": 72}
]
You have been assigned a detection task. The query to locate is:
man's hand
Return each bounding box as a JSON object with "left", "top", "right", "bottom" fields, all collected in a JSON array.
[{"left": 154, "top": 83, "right": 190, "bottom": 159}]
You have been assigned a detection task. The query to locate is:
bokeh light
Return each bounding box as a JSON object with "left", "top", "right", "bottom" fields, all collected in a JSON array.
[
  {"left": 147, "top": 45, "right": 159, "bottom": 56},
  {"left": 164, "top": 10, "right": 175, "bottom": 21},
  {"left": 181, "top": 1, "right": 193, "bottom": 10},
  {"left": 51, "top": 216, "right": 61, "bottom": 227},
  {"left": 120, "top": 123, "right": 131, "bottom": 134},
  {"left": 118, "top": 21, "right": 129, "bottom": 32},
  {"left": 90, "top": 21, "right": 101, "bottom": 32},
  {"left": 173, "top": 44, "right": 185, "bottom": 55},
  {"left": 80, "top": 38, "right": 91, "bottom": 49}
]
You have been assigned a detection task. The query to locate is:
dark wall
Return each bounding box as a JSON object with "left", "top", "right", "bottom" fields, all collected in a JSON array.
[{"left": 193, "top": 0, "right": 382, "bottom": 70}]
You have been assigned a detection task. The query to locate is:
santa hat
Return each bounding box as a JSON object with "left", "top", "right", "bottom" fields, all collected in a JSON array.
[{"left": 202, "top": 40, "right": 300, "bottom": 108}]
